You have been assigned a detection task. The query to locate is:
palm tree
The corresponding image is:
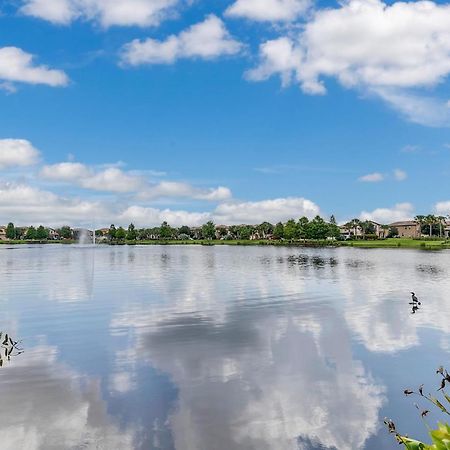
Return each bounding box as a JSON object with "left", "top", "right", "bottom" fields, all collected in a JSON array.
[
  {"left": 437, "top": 216, "right": 446, "bottom": 238},
  {"left": 350, "top": 218, "right": 361, "bottom": 239},
  {"left": 425, "top": 214, "right": 436, "bottom": 237},
  {"left": 381, "top": 224, "right": 390, "bottom": 239},
  {"left": 415, "top": 215, "right": 425, "bottom": 237}
]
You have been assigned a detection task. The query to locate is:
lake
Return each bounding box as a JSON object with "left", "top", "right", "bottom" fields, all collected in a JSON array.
[{"left": 0, "top": 244, "right": 449, "bottom": 450}]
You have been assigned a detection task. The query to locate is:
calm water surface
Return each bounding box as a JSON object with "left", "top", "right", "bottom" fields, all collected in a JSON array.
[{"left": 1, "top": 245, "right": 449, "bottom": 450}]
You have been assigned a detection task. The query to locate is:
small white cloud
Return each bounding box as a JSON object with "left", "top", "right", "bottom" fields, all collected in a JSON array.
[
  {"left": 401, "top": 145, "right": 419, "bottom": 153},
  {"left": 393, "top": 169, "right": 407, "bottom": 181},
  {"left": 225, "top": 0, "right": 311, "bottom": 22},
  {"left": 120, "top": 15, "right": 242, "bottom": 66},
  {"left": 360, "top": 202, "right": 415, "bottom": 224},
  {"left": 358, "top": 172, "right": 384, "bottom": 183},
  {"left": 0, "top": 47, "right": 68, "bottom": 89},
  {"left": 0, "top": 139, "right": 40, "bottom": 169}
]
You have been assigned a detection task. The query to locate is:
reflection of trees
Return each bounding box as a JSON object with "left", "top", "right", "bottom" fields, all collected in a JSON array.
[{"left": 0, "top": 332, "right": 23, "bottom": 367}]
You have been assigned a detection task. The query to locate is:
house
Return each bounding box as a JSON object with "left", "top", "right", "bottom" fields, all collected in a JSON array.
[
  {"left": 389, "top": 221, "right": 421, "bottom": 238},
  {"left": 48, "top": 228, "right": 60, "bottom": 240},
  {"left": 0, "top": 226, "right": 6, "bottom": 241}
]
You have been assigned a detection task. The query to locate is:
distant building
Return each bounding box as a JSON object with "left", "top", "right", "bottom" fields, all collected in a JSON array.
[
  {"left": 48, "top": 228, "right": 60, "bottom": 240},
  {"left": 0, "top": 226, "right": 6, "bottom": 241},
  {"left": 389, "top": 221, "right": 421, "bottom": 238}
]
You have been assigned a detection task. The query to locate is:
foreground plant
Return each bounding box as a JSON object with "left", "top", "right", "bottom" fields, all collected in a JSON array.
[{"left": 385, "top": 367, "right": 450, "bottom": 449}]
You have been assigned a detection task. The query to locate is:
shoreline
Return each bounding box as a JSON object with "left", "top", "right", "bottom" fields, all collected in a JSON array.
[{"left": 1, "top": 238, "right": 449, "bottom": 250}]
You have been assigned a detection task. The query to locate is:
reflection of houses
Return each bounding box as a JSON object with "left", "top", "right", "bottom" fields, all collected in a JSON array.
[
  {"left": 389, "top": 221, "right": 421, "bottom": 238},
  {"left": 0, "top": 226, "right": 6, "bottom": 241}
]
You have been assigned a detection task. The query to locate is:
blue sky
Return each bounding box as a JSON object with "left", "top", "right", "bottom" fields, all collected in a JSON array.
[{"left": 1, "top": 0, "right": 450, "bottom": 227}]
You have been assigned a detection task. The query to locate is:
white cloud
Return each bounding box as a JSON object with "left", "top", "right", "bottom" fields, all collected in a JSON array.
[
  {"left": 0, "top": 47, "right": 68, "bottom": 88},
  {"left": 214, "top": 197, "right": 320, "bottom": 224},
  {"left": 120, "top": 15, "right": 242, "bottom": 66},
  {"left": 139, "top": 181, "right": 232, "bottom": 201},
  {"left": 0, "top": 182, "right": 109, "bottom": 227},
  {"left": 435, "top": 201, "right": 450, "bottom": 215},
  {"left": 40, "top": 162, "right": 92, "bottom": 181},
  {"left": 119, "top": 205, "right": 211, "bottom": 227},
  {"left": 360, "top": 202, "right": 414, "bottom": 223},
  {"left": 247, "top": 0, "right": 450, "bottom": 125},
  {"left": 20, "top": 0, "right": 181, "bottom": 27},
  {"left": 358, "top": 172, "right": 384, "bottom": 182},
  {"left": 225, "top": 0, "right": 311, "bottom": 22},
  {"left": 41, "top": 163, "right": 144, "bottom": 192},
  {"left": 81, "top": 167, "right": 144, "bottom": 193},
  {"left": 393, "top": 169, "right": 407, "bottom": 181},
  {"left": 0, "top": 139, "right": 40, "bottom": 169},
  {"left": 41, "top": 162, "right": 231, "bottom": 199}
]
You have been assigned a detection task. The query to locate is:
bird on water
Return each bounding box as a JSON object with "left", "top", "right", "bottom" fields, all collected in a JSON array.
[{"left": 410, "top": 292, "right": 421, "bottom": 305}]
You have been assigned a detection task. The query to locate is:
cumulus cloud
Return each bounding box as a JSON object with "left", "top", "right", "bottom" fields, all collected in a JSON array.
[
  {"left": 120, "top": 15, "right": 242, "bottom": 66},
  {"left": 360, "top": 202, "right": 414, "bottom": 224},
  {"left": 139, "top": 181, "right": 232, "bottom": 201},
  {"left": 119, "top": 205, "right": 211, "bottom": 227},
  {"left": 225, "top": 0, "right": 311, "bottom": 22},
  {"left": 247, "top": 0, "right": 450, "bottom": 126},
  {"left": 20, "top": 0, "right": 181, "bottom": 27},
  {"left": 435, "top": 201, "right": 450, "bottom": 215},
  {"left": 358, "top": 172, "right": 384, "bottom": 182},
  {"left": 0, "top": 47, "right": 68, "bottom": 89},
  {"left": 0, "top": 182, "right": 108, "bottom": 227},
  {"left": 0, "top": 139, "right": 40, "bottom": 169},
  {"left": 40, "top": 162, "right": 231, "bottom": 199},
  {"left": 214, "top": 197, "right": 320, "bottom": 224}
]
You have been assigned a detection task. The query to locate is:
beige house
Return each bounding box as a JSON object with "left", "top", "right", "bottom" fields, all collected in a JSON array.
[
  {"left": 389, "top": 221, "right": 421, "bottom": 238},
  {"left": 0, "top": 226, "right": 6, "bottom": 241}
]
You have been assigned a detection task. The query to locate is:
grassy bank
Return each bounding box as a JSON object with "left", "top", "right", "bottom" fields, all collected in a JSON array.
[
  {"left": 1, "top": 238, "right": 449, "bottom": 249},
  {"left": 0, "top": 240, "right": 76, "bottom": 245}
]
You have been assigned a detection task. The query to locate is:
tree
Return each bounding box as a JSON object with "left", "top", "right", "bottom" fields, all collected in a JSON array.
[
  {"left": 257, "top": 222, "right": 273, "bottom": 239},
  {"left": 330, "top": 215, "right": 337, "bottom": 225},
  {"left": 159, "top": 221, "right": 173, "bottom": 240},
  {"left": 437, "top": 216, "right": 446, "bottom": 238},
  {"left": 115, "top": 227, "right": 126, "bottom": 241},
  {"left": 25, "top": 226, "right": 36, "bottom": 240},
  {"left": 273, "top": 222, "right": 284, "bottom": 240},
  {"left": 179, "top": 225, "right": 191, "bottom": 237},
  {"left": 58, "top": 226, "right": 72, "bottom": 239},
  {"left": 202, "top": 221, "right": 216, "bottom": 240},
  {"left": 297, "top": 217, "right": 310, "bottom": 239},
  {"left": 108, "top": 224, "right": 117, "bottom": 240},
  {"left": 6, "top": 222, "right": 15, "bottom": 240},
  {"left": 126, "top": 223, "right": 137, "bottom": 240},
  {"left": 425, "top": 214, "right": 436, "bottom": 237},
  {"left": 415, "top": 215, "right": 425, "bottom": 236},
  {"left": 307, "top": 216, "right": 330, "bottom": 240},
  {"left": 237, "top": 225, "right": 252, "bottom": 240},
  {"left": 36, "top": 225, "right": 48, "bottom": 240},
  {"left": 284, "top": 219, "right": 297, "bottom": 240}
]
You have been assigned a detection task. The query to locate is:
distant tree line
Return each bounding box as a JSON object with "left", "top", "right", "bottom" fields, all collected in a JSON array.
[{"left": 105, "top": 215, "right": 342, "bottom": 242}]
